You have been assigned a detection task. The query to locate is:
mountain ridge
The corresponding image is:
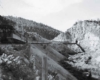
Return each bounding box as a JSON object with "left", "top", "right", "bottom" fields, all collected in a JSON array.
[{"left": 4, "top": 16, "right": 61, "bottom": 40}]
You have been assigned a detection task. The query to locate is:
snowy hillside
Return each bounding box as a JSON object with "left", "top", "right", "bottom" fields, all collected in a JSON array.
[{"left": 64, "top": 20, "right": 100, "bottom": 79}]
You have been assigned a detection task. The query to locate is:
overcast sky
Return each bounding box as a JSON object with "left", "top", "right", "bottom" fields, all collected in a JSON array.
[{"left": 0, "top": 0, "right": 100, "bottom": 32}]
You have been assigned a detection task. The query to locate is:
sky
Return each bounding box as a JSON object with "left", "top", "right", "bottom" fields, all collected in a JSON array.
[{"left": 0, "top": 0, "right": 100, "bottom": 32}]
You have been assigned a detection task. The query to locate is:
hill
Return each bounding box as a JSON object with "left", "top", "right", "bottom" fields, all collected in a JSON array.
[
  {"left": 0, "top": 15, "right": 78, "bottom": 80},
  {"left": 0, "top": 44, "right": 78, "bottom": 80},
  {"left": 5, "top": 16, "right": 61, "bottom": 40},
  {"left": 66, "top": 20, "right": 100, "bottom": 52},
  {"left": 64, "top": 20, "right": 100, "bottom": 79}
]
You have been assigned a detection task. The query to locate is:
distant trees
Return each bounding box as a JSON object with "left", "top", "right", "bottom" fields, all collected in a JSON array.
[
  {"left": 0, "top": 16, "right": 15, "bottom": 26},
  {"left": 5, "top": 16, "right": 60, "bottom": 40},
  {"left": 0, "top": 16, "right": 16, "bottom": 43}
]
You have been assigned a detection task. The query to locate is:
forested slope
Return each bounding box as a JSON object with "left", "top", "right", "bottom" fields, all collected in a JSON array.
[{"left": 5, "top": 16, "right": 61, "bottom": 40}]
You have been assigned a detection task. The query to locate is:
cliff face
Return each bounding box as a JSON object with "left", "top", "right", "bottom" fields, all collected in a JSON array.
[
  {"left": 66, "top": 20, "right": 100, "bottom": 52},
  {"left": 65, "top": 20, "right": 100, "bottom": 78}
]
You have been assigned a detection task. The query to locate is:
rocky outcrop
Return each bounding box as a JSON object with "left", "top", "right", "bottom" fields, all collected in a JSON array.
[
  {"left": 65, "top": 20, "right": 100, "bottom": 79},
  {"left": 66, "top": 20, "right": 100, "bottom": 52}
]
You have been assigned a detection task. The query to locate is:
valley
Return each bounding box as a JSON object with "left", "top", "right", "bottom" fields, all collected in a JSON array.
[{"left": 0, "top": 15, "right": 100, "bottom": 80}]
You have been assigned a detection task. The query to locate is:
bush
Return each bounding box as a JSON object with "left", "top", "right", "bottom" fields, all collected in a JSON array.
[
  {"left": 59, "top": 59, "right": 97, "bottom": 80},
  {"left": 0, "top": 53, "right": 35, "bottom": 80}
]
